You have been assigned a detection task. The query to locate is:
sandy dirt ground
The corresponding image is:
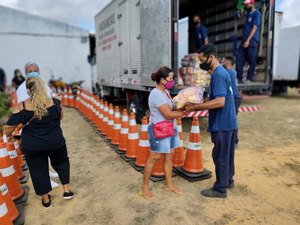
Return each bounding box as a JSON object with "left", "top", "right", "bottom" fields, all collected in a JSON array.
[{"left": 22, "top": 89, "right": 300, "bottom": 225}]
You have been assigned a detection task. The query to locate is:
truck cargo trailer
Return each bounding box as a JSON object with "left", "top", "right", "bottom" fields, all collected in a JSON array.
[{"left": 95, "top": 0, "right": 276, "bottom": 120}]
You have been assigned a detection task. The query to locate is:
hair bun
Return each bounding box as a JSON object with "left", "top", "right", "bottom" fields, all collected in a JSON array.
[{"left": 151, "top": 72, "right": 157, "bottom": 81}]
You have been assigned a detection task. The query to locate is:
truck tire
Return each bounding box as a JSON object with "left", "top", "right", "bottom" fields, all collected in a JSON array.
[{"left": 128, "top": 95, "right": 142, "bottom": 123}]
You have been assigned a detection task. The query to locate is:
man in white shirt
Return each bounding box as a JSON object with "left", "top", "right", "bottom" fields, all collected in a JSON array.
[
  {"left": 17, "top": 62, "right": 52, "bottom": 102},
  {"left": 17, "top": 62, "right": 59, "bottom": 189}
]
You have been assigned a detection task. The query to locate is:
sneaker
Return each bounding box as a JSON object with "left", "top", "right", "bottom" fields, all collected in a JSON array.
[
  {"left": 243, "top": 80, "right": 252, "bottom": 84},
  {"left": 49, "top": 171, "right": 59, "bottom": 178},
  {"left": 63, "top": 191, "right": 75, "bottom": 200},
  {"left": 51, "top": 179, "right": 59, "bottom": 189},
  {"left": 235, "top": 137, "right": 239, "bottom": 144},
  {"left": 200, "top": 188, "right": 227, "bottom": 198}
]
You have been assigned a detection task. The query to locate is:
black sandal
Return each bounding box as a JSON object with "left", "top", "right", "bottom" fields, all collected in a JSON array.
[{"left": 42, "top": 194, "right": 51, "bottom": 207}]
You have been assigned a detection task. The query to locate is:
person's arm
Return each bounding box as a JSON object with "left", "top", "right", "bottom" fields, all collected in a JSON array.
[
  {"left": 244, "top": 11, "right": 261, "bottom": 48},
  {"left": 201, "top": 26, "right": 209, "bottom": 45},
  {"left": 243, "top": 25, "right": 257, "bottom": 48},
  {"left": 3, "top": 104, "right": 22, "bottom": 138},
  {"left": 158, "top": 103, "right": 184, "bottom": 120},
  {"left": 185, "top": 97, "right": 225, "bottom": 112},
  {"left": 204, "top": 38, "right": 209, "bottom": 45},
  {"left": 60, "top": 109, "right": 64, "bottom": 120}
]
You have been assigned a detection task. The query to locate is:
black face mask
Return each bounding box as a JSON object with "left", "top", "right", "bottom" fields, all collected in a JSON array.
[
  {"left": 200, "top": 57, "right": 212, "bottom": 71},
  {"left": 245, "top": 6, "right": 251, "bottom": 13}
]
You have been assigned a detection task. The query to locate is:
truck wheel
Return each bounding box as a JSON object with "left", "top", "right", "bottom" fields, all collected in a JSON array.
[{"left": 128, "top": 95, "right": 142, "bottom": 123}]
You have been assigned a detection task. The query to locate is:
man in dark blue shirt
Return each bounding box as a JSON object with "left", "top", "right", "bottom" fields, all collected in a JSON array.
[
  {"left": 223, "top": 56, "right": 241, "bottom": 143},
  {"left": 185, "top": 44, "right": 238, "bottom": 198},
  {"left": 193, "top": 15, "right": 208, "bottom": 49},
  {"left": 236, "top": 0, "right": 261, "bottom": 83}
]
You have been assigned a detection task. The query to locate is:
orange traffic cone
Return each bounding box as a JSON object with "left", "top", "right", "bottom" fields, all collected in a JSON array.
[
  {"left": 122, "top": 112, "right": 139, "bottom": 161},
  {"left": 101, "top": 102, "right": 109, "bottom": 136},
  {"left": 94, "top": 98, "right": 101, "bottom": 130},
  {"left": 118, "top": 109, "right": 129, "bottom": 153},
  {"left": 111, "top": 106, "right": 121, "bottom": 145},
  {"left": 68, "top": 87, "right": 74, "bottom": 107},
  {"left": 175, "top": 117, "right": 211, "bottom": 182},
  {"left": 62, "top": 88, "right": 68, "bottom": 106},
  {"left": 0, "top": 142, "right": 24, "bottom": 200},
  {"left": 106, "top": 104, "right": 114, "bottom": 140},
  {"left": 5, "top": 143, "right": 26, "bottom": 183},
  {"left": 0, "top": 174, "right": 19, "bottom": 222},
  {"left": 0, "top": 191, "right": 13, "bottom": 225},
  {"left": 130, "top": 116, "right": 150, "bottom": 171},
  {"left": 173, "top": 118, "right": 185, "bottom": 167},
  {"left": 97, "top": 99, "right": 104, "bottom": 132},
  {"left": 75, "top": 89, "right": 80, "bottom": 109},
  {"left": 86, "top": 93, "right": 93, "bottom": 121},
  {"left": 81, "top": 90, "right": 88, "bottom": 117},
  {"left": 89, "top": 95, "right": 96, "bottom": 125}
]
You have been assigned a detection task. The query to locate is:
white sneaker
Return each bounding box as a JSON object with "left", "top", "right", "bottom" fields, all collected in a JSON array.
[
  {"left": 49, "top": 171, "right": 59, "bottom": 178},
  {"left": 51, "top": 179, "right": 59, "bottom": 189}
]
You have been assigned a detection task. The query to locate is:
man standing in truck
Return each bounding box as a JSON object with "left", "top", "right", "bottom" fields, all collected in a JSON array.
[
  {"left": 193, "top": 15, "right": 209, "bottom": 49},
  {"left": 236, "top": 0, "right": 261, "bottom": 83}
]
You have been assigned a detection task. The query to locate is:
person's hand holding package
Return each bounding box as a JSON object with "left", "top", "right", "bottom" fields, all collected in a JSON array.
[{"left": 173, "top": 87, "right": 205, "bottom": 111}]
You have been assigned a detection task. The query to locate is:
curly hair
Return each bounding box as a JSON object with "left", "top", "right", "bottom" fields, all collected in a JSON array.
[{"left": 26, "top": 77, "right": 50, "bottom": 120}]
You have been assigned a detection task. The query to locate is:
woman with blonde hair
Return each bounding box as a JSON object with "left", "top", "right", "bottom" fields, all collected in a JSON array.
[{"left": 4, "top": 77, "right": 74, "bottom": 207}]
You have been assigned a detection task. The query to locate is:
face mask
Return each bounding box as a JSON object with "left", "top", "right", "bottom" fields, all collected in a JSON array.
[
  {"left": 27, "top": 71, "right": 39, "bottom": 77},
  {"left": 200, "top": 57, "right": 212, "bottom": 71},
  {"left": 245, "top": 6, "right": 251, "bottom": 13},
  {"left": 163, "top": 80, "right": 174, "bottom": 90}
]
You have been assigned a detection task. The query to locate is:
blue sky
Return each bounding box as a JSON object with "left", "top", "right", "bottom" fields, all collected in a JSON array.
[
  {"left": 0, "top": 0, "right": 299, "bottom": 32},
  {"left": 275, "top": 0, "right": 282, "bottom": 11}
]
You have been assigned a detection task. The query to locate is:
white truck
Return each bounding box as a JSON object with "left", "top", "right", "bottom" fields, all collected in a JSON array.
[
  {"left": 273, "top": 24, "right": 300, "bottom": 93},
  {"left": 94, "top": 0, "right": 296, "bottom": 120}
]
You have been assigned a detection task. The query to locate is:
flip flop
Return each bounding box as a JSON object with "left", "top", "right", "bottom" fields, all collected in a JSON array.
[
  {"left": 137, "top": 190, "right": 154, "bottom": 201},
  {"left": 165, "top": 187, "right": 182, "bottom": 195}
]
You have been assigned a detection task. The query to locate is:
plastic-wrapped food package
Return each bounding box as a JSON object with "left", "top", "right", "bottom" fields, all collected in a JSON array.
[
  {"left": 178, "top": 53, "right": 211, "bottom": 87},
  {"left": 192, "top": 61, "right": 211, "bottom": 87},
  {"left": 173, "top": 87, "right": 205, "bottom": 109}
]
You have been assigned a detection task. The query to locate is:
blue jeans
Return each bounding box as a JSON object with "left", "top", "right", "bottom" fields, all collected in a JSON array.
[
  {"left": 211, "top": 130, "right": 237, "bottom": 193},
  {"left": 236, "top": 40, "right": 259, "bottom": 81},
  {"left": 148, "top": 124, "right": 181, "bottom": 153}
]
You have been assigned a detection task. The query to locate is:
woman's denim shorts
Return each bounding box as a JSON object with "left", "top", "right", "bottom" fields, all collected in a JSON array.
[{"left": 148, "top": 124, "right": 181, "bottom": 153}]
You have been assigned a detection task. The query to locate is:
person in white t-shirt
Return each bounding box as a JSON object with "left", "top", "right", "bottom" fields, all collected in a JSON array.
[{"left": 17, "top": 62, "right": 59, "bottom": 189}]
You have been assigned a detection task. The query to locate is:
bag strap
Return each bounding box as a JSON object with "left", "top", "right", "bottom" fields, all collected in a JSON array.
[
  {"left": 24, "top": 115, "right": 35, "bottom": 127},
  {"left": 52, "top": 98, "right": 61, "bottom": 118},
  {"left": 164, "top": 91, "right": 176, "bottom": 110}
]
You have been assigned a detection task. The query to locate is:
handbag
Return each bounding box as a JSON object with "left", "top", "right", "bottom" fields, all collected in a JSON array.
[
  {"left": 153, "top": 121, "right": 174, "bottom": 139},
  {"left": 13, "top": 116, "right": 35, "bottom": 154}
]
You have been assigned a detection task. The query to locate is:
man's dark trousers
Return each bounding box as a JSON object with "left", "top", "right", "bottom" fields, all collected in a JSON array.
[
  {"left": 211, "top": 130, "right": 237, "bottom": 193},
  {"left": 236, "top": 40, "right": 258, "bottom": 81}
]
